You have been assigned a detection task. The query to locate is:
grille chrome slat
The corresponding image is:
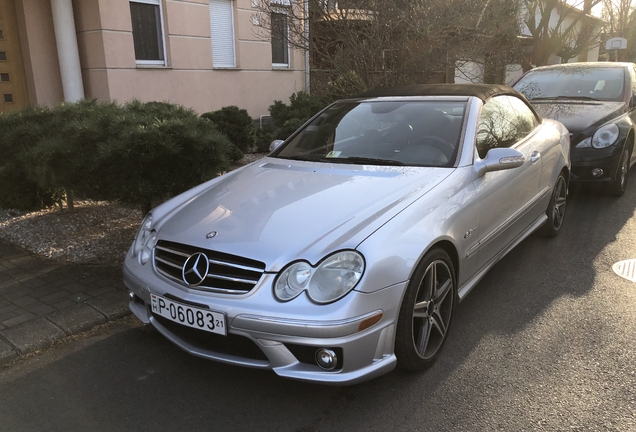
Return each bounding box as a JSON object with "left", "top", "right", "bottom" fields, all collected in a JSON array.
[
  {"left": 156, "top": 245, "right": 191, "bottom": 258},
  {"left": 208, "top": 259, "right": 263, "bottom": 273},
  {"left": 155, "top": 256, "right": 182, "bottom": 269},
  {"left": 154, "top": 240, "right": 266, "bottom": 294},
  {"left": 206, "top": 274, "right": 258, "bottom": 285}
]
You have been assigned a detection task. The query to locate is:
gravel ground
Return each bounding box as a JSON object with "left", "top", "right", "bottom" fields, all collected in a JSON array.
[
  {"left": 0, "top": 152, "right": 268, "bottom": 265},
  {"left": 0, "top": 201, "right": 142, "bottom": 265}
]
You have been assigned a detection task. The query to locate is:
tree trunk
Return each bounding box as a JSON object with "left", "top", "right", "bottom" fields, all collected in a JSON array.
[{"left": 66, "top": 189, "right": 74, "bottom": 212}]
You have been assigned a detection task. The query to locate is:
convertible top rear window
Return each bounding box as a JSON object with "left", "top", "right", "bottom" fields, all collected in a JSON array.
[{"left": 273, "top": 101, "right": 467, "bottom": 167}]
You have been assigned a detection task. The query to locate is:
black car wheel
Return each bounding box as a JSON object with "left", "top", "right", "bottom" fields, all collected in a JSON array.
[
  {"left": 607, "top": 146, "right": 631, "bottom": 197},
  {"left": 541, "top": 172, "right": 567, "bottom": 237},
  {"left": 395, "top": 248, "right": 456, "bottom": 371}
]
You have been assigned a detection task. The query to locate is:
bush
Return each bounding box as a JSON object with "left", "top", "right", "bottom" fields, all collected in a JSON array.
[
  {"left": 325, "top": 71, "right": 367, "bottom": 101},
  {"left": 201, "top": 106, "right": 256, "bottom": 159},
  {"left": 90, "top": 100, "right": 232, "bottom": 214},
  {"left": 0, "top": 100, "right": 233, "bottom": 214},
  {"left": 0, "top": 105, "right": 60, "bottom": 210},
  {"left": 266, "top": 91, "right": 325, "bottom": 141}
]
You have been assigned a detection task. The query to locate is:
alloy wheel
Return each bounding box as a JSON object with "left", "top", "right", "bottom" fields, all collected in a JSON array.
[
  {"left": 619, "top": 148, "right": 629, "bottom": 190},
  {"left": 412, "top": 259, "right": 454, "bottom": 360},
  {"left": 551, "top": 175, "right": 567, "bottom": 231}
]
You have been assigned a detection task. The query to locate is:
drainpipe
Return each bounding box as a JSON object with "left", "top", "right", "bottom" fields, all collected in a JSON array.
[
  {"left": 304, "top": 0, "right": 310, "bottom": 93},
  {"left": 50, "top": 0, "right": 84, "bottom": 102}
]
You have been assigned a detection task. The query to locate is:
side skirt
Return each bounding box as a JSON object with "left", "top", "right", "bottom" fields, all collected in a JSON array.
[{"left": 457, "top": 213, "right": 548, "bottom": 302}]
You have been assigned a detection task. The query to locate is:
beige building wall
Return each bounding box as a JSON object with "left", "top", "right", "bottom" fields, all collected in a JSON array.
[
  {"left": 14, "top": 0, "right": 306, "bottom": 117},
  {"left": 15, "top": 0, "right": 64, "bottom": 106}
]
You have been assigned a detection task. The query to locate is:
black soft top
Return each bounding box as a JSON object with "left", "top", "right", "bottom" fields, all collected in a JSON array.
[{"left": 355, "top": 83, "right": 524, "bottom": 102}]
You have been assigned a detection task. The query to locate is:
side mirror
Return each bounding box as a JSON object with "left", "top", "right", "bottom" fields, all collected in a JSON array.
[
  {"left": 476, "top": 148, "right": 525, "bottom": 177},
  {"left": 269, "top": 140, "right": 285, "bottom": 152}
]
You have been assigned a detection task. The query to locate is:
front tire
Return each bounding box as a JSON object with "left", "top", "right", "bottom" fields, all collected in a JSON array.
[
  {"left": 541, "top": 172, "right": 567, "bottom": 237},
  {"left": 395, "top": 248, "right": 456, "bottom": 371},
  {"left": 607, "top": 146, "right": 630, "bottom": 197}
]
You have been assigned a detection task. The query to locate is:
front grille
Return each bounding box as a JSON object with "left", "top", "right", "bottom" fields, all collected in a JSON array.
[{"left": 154, "top": 240, "right": 266, "bottom": 294}]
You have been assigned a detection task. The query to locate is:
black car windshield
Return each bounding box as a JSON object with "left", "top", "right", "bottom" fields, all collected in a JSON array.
[
  {"left": 273, "top": 100, "right": 466, "bottom": 167},
  {"left": 514, "top": 67, "right": 625, "bottom": 102}
]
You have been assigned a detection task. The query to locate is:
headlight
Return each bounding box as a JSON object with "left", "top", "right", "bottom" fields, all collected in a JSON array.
[
  {"left": 133, "top": 213, "right": 154, "bottom": 263},
  {"left": 577, "top": 124, "right": 620, "bottom": 149},
  {"left": 274, "top": 251, "right": 365, "bottom": 304}
]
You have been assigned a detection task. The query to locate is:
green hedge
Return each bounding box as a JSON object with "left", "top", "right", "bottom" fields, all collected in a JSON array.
[
  {"left": 201, "top": 105, "right": 256, "bottom": 160},
  {"left": 0, "top": 100, "right": 232, "bottom": 213}
]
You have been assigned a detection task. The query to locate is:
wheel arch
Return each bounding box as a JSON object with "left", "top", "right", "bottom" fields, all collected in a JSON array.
[
  {"left": 426, "top": 240, "right": 460, "bottom": 285},
  {"left": 626, "top": 129, "right": 634, "bottom": 154}
]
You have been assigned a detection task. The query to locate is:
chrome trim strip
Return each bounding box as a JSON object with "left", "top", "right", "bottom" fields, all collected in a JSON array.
[
  {"left": 207, "top": 274, "right": 258, "bottom": 285},
  {"left": 208, "top": 259, "right": 264, "bottom": 273},
  {"left": 155, "top": 256, "right": 182, "bottom": 269},
  {"left": 154, "top": 269, "right": 251, "bottom": 295},
  {"left": 155, "top": 245, "right": 190, "bottom": 258}
]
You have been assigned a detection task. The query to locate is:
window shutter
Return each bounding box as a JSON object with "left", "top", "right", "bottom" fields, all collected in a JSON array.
[{"left": 209, "top": 0, "right": 236, "bottom": 68}]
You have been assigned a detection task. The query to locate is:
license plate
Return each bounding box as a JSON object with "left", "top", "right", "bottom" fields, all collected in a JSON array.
[{"left": 150, "top": 293, "right": 226, "bottom": 336}]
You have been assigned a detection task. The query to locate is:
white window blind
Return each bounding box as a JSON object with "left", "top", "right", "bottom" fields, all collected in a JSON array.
[{"left": 209, "top": 0, "right": 236, "bottom": 68}]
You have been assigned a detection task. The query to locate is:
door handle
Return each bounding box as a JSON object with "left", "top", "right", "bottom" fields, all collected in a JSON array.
[{"left": 531, "top": 151, "right": 541, "bottom": 163}]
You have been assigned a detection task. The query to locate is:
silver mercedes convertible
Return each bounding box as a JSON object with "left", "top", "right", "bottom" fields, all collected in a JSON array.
[{"left": 124, "top": 84, "right": 570, "bottom": 385}]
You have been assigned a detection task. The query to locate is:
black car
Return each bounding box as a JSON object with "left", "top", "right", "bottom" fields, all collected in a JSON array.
[{"left": 513, "top": 62, "right": 636, "bottom": 196}]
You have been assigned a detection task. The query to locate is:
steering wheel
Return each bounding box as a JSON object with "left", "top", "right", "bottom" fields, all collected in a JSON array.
[{"left": 417, "top": 135, "right": 455, "bottom": 159}]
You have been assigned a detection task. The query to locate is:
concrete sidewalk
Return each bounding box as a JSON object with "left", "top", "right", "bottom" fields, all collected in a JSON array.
[{"left": 0, "top": 239, "right": 129, "bottom": 364}]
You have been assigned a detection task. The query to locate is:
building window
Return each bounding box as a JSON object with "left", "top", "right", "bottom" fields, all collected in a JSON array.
[
  {"left": 1, "top": 73, "right": 9, "bottom": 82},
  {"left": 0, "top": 30, "right": 4, "bottom": 39},
  {"left": 271, "top": 12, "right": 289, "bottom": 67},
  {"left": 129, "top": 0, "right": 166, "bottom": 65},
  {"left": 0, "top": 52, "right": 6, "bottom": 61},
  {"left": 3, "top": 94, "right": 13, "bottom": 103},
  {"left": 209, "top": 0, "right": 236, "bottom": 68}
]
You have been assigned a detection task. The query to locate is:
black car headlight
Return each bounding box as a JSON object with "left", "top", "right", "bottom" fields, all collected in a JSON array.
[
  {"left": 576, "top": 124, "right": 620, "bottom": 149},
  {"left": 274, "top": 251, "right": 365, "bottom": 304}
]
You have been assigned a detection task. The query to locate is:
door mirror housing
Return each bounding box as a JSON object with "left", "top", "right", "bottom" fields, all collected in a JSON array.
[
  {"left": 476, "top": 148, "right": 525, "bottom": 176},
  {"left": 269, "top": 140, "right": 285, "bottom": 152}
]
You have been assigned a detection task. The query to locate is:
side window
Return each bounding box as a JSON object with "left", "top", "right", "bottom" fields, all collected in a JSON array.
[
  {"left": 476, "top": 96, "right": 537, "bottom": 158},
  {"left": 508, "top": 96, "right": 538, "bottom": 140}
]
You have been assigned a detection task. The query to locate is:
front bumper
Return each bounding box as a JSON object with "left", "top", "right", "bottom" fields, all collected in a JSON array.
[
  {"left": 570, "top": 145, "right": 623, "bottom": 183},
  {"left": 124, "top": 262, "right": 405, "bottom": 385}
]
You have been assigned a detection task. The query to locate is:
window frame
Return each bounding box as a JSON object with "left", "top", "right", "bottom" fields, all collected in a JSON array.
[
  {"left": 271, "top": 10, "right": 291, "bottom": 68},
  {"left": 129, "top": 0, "right": 168, "bottom": 66}
]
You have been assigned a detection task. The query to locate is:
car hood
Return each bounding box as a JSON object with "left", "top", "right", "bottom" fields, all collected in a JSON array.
[
  {"left": 156, "top": 158, "right": 452, "bottom": 271},
  {"left": 530, "top": 100, "right": 626, "bottom": 136}
]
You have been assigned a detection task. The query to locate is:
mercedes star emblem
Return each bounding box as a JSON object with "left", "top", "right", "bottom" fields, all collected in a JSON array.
[
  {"left": 182, "top": 252, "right": 210, "bottom": 286},
  {"left": 206, "top": 231, "right": 218, "bottom": 239}
]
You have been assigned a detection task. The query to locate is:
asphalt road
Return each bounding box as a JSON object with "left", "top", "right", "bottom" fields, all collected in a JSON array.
[{"left": 1, "top": 182, "right": 635, "bottom": 432}]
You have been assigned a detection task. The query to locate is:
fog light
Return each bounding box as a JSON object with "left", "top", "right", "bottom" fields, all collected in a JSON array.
[
  {"left": 592, "top": 168, "right": 604, "bottom": 177},
  {"left": 128, "top": 291, "right": 136, "bottom": 301},
  {"left": 315, "top": 348, "right": 337, "bottom": 371}
]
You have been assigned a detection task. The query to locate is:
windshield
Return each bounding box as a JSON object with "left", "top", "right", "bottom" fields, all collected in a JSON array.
[
  {"left": 272, "top": 100, "right": 467, "bottom": 167},
  {"left": 514, "top": 67, "right": 625, "bottom": 102}
]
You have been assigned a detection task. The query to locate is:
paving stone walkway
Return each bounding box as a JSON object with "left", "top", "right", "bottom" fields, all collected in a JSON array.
[{"left": 0, "top": 239, "right": 129, "bottom": 364}]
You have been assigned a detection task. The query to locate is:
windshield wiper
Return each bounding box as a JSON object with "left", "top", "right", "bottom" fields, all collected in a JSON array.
[
  {"left": 278, "top": 155, "right": 329, "bottom": 162},
  {"left": 340, "top": 157, "right": 405, "bottom": 166},
  {"left": 530, "top": 96, "right": 600, "bottom": 101}
]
